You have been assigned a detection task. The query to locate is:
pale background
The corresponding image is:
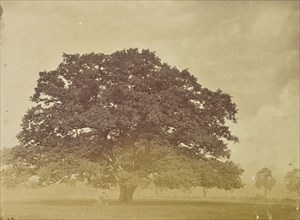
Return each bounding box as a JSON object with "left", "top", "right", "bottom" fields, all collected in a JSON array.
[{"left": 1, "top": 1, "right": 299, "bottom": 197}]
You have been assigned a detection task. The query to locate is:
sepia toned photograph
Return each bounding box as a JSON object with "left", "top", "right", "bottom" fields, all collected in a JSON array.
[{"left": 0, "top": 1, "right": 299, "bottom": 219}]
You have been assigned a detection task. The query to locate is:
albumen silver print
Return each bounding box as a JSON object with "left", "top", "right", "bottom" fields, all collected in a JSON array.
[{"left": 0, "top": 1, "right": 299, "bottom": 219}]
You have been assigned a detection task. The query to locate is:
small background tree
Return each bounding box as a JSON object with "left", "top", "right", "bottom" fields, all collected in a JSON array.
[
  {"left": 285, "top": 168, "right": 300, "bottom": 198},
  {"left": 255, "top": 168, "right": 276, "bottom": 199}
]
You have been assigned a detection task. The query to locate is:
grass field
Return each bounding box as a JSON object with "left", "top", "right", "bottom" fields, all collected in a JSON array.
[{"left": 1, "top": 198, "right": 299, "bottom": 220}]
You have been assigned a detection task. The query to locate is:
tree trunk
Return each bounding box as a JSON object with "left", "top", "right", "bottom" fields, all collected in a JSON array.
[
  {"left": 203, "top": 187, "right": 207, "bottom": 198},
  {"left": 119, "top": 185, "right": 137, "bottom": 202},
  {"left": 264, "top": 186, "right": 268, "bottom": 199}
]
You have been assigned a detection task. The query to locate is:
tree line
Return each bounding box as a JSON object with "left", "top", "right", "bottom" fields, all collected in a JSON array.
[{"left": 254, "top": 167, "right": 299, "bottom": 199}]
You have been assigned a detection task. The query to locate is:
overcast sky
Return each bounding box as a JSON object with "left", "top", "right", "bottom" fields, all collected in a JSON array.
[{"left": 1, "top": 1, "right": 299, "bottom": 181}]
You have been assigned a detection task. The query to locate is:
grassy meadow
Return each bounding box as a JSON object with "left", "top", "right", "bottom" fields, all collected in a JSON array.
[
  {"left": 1, "top": 184, "right": 299, "bottom": 219},
  {"left": 1, "top": 198, "right": 299, "bottom": 220}
]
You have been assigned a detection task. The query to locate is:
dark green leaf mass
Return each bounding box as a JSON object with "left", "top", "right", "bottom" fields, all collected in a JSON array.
[{"left": 2, "top": 49, "right": 243, "bottom": 201}]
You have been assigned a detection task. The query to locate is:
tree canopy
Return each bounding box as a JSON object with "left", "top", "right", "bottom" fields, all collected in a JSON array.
[{"left": 1, "top": 49, "right": 243, "bottom": 201}]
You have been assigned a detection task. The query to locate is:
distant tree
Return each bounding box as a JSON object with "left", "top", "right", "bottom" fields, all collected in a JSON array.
[
  {"left": 285, "top": 168, "right": 300, "bottom": 197},
  {"left": 255, "top": 168, "right": 276, "bottom": 199},
  {"left": 1, "top": 49, "right": 243, "bottom": 201}
]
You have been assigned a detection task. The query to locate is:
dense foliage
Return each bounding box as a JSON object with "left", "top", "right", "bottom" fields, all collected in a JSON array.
[{"left": 1, "top": 49, "right": 243, "bottom": 201}]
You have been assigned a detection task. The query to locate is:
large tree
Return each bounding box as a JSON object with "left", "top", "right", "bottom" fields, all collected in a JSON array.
[
  {"left": 1, "top": 49, "right": 243, "bottom": 201},
  {"left": 255, "top": 168, "right": 276, "bottom": 199}
]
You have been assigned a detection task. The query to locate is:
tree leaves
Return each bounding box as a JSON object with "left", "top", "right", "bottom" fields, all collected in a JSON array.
[{"left": 5, "top": 48, "right": 243, "bottom": 191}]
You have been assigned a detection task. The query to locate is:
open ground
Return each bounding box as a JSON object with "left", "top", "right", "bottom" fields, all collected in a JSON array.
[{"left": 1, "top": 198, "right": 298, "bottom": 220}]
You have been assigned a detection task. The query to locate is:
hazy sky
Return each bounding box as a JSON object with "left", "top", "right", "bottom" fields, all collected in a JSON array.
[{"left": 1, "top": 1, "right": 299, "bottom": 181}]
